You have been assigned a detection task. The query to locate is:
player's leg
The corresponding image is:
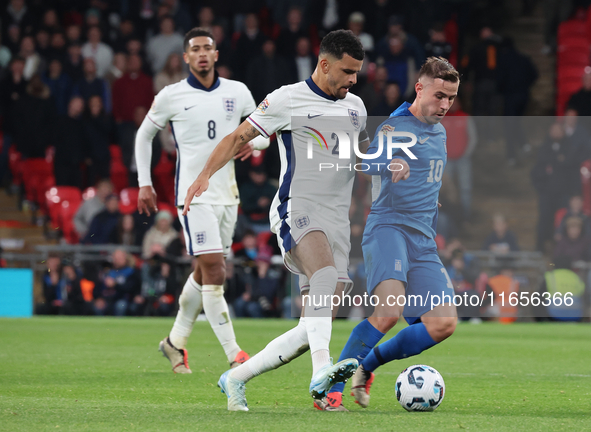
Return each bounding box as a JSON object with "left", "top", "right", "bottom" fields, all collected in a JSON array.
[
  {"left": 291, "top": 231, "right": 359, "bottom": 399},
  {"left": 200, "top": 204, "right": 248, "bottom": 365}
]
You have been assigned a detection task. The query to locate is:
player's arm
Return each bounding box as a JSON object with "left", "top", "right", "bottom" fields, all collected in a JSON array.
[
  {"left": 182, "top": 120, "right": 261, "bottom": 215},
  {"left": 234, "top": 130, "right": 270, "bottom": 161},
  {"left": 135, "top": 90, "right": 171, "bottom": 216},
  {"left": 362, "top": 129, "right": 410, "bottom": 183}
]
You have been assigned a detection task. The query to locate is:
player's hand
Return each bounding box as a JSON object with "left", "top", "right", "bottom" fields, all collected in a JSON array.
[
  {"left": 234, "top": 142, "right": 255, "bottom": 161},
  {"left": 138, "top": 185, "right": 158, "bottom": 216},
  {"left": 389, "top": 158, "right": 410, "bottom": 183},
  {"left": 182, "top": 174, "right": 209, "bottom": 215},
  {"left": 438, "top": 201, "right": 442, "bottom": 208}
]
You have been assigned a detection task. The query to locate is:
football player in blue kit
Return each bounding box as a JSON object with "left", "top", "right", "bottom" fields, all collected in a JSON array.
[{"left": 319, "top": 57, "right": 460, "bottom": 411}]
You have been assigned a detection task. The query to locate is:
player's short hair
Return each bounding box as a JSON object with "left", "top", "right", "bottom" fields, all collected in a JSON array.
[
  {"left": 418, "top": 57, "right": 460, "bottom": 83},
  {"left": 319, "top": 29, "right": 364, "bottom": 61},
  {"left": 184, "top": 27, "right": 215, "bottom": 51}
]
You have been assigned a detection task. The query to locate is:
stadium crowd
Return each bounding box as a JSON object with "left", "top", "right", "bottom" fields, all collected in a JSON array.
[{"left": 0, "top": 0, "right": 590, "bottom": 319}]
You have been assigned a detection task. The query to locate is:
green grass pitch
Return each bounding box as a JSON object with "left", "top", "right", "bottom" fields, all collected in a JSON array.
[{"left": 1, "top": 318, "right": 590, "bottom": 431}]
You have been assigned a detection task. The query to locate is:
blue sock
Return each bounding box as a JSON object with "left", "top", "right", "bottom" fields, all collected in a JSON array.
[
  {"left": 330, "top": 319, "right": 385, "bottom": 394},
  {"left": 362, "top": 322, "right": 437, "bottom": 373}
]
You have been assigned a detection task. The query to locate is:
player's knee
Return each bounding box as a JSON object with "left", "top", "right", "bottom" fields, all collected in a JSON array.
[
  {"left": 427, "top": 316, "right": 457, "bottom": 342},
  {"left": 198, "top": 256, "right": 226, "bottom": 284},
  {"left": 374, "top": 315, "right": 399, "bottom": 333}
]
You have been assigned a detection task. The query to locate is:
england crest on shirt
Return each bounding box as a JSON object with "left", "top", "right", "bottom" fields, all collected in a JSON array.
[
  {"left": 223, "top": 98, "right": 236, "bottom": 114},
  {"left": 348, "top": 109, "right": 360, "bottom": 130}
]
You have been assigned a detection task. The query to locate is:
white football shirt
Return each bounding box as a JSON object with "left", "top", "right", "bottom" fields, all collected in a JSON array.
[
  {"left": 247, "top": 77, "right": 367, "bottom": 230},
  {"left": 146, "top": 73, "right": 257, "bottom": 206}
]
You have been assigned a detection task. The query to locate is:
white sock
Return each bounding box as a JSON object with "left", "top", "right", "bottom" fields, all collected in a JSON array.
[
  {"left": 169, "top": 275, "right": 203, "bottom": 349},
  {"left": 202, "top": 284, "right": 241, "bottom": 362},
  {"left": 304, "top": 266, "right": 338, "bottom": 375},
  {"left": 231, "top": 318, "right": 309, "bottom": 383}
]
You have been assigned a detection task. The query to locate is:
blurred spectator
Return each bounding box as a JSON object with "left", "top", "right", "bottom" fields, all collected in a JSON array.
[
  {"left": 53, "top": 96, "right": 86, "bottom": 188},
  {"left": 483, "top": 258, "right": 519, "bottom": 323},
  {"left": 463, "top": 26, "right": 502, "bottom": 117},
  {"left": 66, "top": 24, "right": 83, "bottom": 46},
  {"left": 446, "top": 248, "right": 480, "bottom": 321},
  {"left": 196, "top": 6, "right": 214, "bottom": 31},
  {"left": 112, "top": 19, "right": 136, "bottom": 53},
  {"left": 371, "top": 81, "right": 402, "bottom": 116},
  {"left": 292, "top": 36, "right": 316, "bottom": 82},
  {"left": 357, "top": 65, "right": 388, "bottom": 114},
  {"left": 36, "top": 255, "right": 65, "bottom": 315},
  {"left": 142, "top": 210, "right": 178, "bottom": 258},
  {"left": 48, "top": 32, "right": 67, "bottom": 61},
  {"left": 154, "top": 52, "right": 186, "bottom": 93},
  {"left": 84, "top": 194, "right": 121, "bottom": 244},
  {"left": 74, "top": 179, "right": 113, "bottom": 239},
  {"left": 125, "top": 37, "right": 151, "bottom": 75},
  {"left": 562, "top": 108, "right": 591, "bottom": 162},
  {"left": 41, "top": 9, "right": 62, "bottom": 34},
  {"left": 81, "top": 26, "right": 114, "bottom": 78},
  {"left": 72, "top": 57, "right": 111, "bottom": 112},
  {"left": 380, "top": 35, "right": 410, "bottom": 95},
  {"left": 84, "top": 95, "right": 113, "bottom": 183},
  {"left": 276, "top": 7, "right": 307, "bottom": 58},
  {"left": 12, "top": 75, "right": 54, "bottom": 159},
  {"left": 61, "top": 259, "right": 93, "bottom": 316},
  {"left": 35, "top": 29, "right": 51, "bottom": 59},
  {"left": 211, "top": 24, "right": 232, "bottom": 68},
  {"left": 232, "top": 13, "right": 266, "bottom": 82},
  {"left": 19, "top": 35, "right": 42, "bottom": 80},
  {"left": 482, "top": 213, "right": 520, "bottom": 253},
  {"left": 441, "top": 98, "right": 477, "bottom": 220},
  {"left": 5, "top": 23, "right": 21, "bottom": 56},
  {"left": 239, "top": 167, "right": 277, "bottom": 233},
  {"left": 555, "top": 195, "right": 591, "bottom": 241},
  {"left": 553, "top": 216, "right": 591, "bottom": 263},
  {"left": 348, "top": 12, "right": 374, "bottom": 56},
  {"left": 163, "top": 0, "right": 193, "bottom": 34},
  {"left": 531, "top": 122, "right": 577, "bottom": 251},
  {"left": 94, "top": 249, "right": 141, "bottom": 316},
  {"left": 42, "top": 58, "right": 72, "bottom": 115},
  {"left": 119, "top": 105, "right": 161, "bottom": 184},
  {"left": 567, "top": 72, "right": 591, "bottom": 118},
  {"left": 0, "top": 34, "right": 12, "bottom": 71},
  {"left": 542, "top": 0, "right": 573, "bottom": 54},
  {"left": 64, "top": 43, "right": 84, "bottom": 83},
  {"left": 235, "top": 229, "right": 259, "bottom": 262},
  {"left": 497, "top": 37, "right": 538, "bottom": 164},
  {"left": 111, "top": 214, "right": 141, "bottom": 246},
  {"left": 1, "top": 0, "right": 35, "bottom": 41},
  {"left": 145, "top": 15, "right": 184, "bottom": 75},
  {"left": 424, "top": 23, "right": 452, "bottom": 60},
  {"left": 140, "top": 245, "right": 176, "bottom": 316},
  {"left": 246, "top": 39, "right": 295, "bottom": 106},
  {"left": 112, "top": 53, "right": 153, "bottom": 124},
  {"left": 104, "top": 52, "right": 127, "bottom": 84},
  {"left": 377, "top": 16, "right": 425, "bottom": 74}
]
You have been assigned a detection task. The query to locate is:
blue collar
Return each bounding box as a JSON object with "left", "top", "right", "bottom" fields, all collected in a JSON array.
[
  {"left": 187, "top": 71, "right": 220, "bottom": 92},
  {"left": 390, "top": 101, "right": 413, "bottom": 117},
  {"left": 305, "top": 77, "right": 338, "bottom": 102}
]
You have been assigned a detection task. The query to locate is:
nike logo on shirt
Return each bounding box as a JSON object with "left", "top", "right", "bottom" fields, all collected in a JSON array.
[
  {"left": 419, "top": 137, "right": 429, "bottom": 144},
  {"left": 308, "top": 113, "right": 323, "bottom": 119},
  {"left": 185, "top": 105, "right": 198, "bottom": 110}
]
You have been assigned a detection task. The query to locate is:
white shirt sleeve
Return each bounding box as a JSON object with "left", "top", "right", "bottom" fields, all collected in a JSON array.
[
  {"left": 135, "top": 88, "right": 173, "bottom": 187},
  {"left": 240, "top": 83, "right": 257, "bottom": 118},
  {"left": 246, "top": 86, "right": 291, "bottom": 138}
]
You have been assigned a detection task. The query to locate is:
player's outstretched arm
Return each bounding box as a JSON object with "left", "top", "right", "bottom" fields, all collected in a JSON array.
[
  {"left": 182, "top": 120, "right": 261, "bottom": 215},
  {"left": 390, "top": 158, "right": 410, "bottom": 183}
]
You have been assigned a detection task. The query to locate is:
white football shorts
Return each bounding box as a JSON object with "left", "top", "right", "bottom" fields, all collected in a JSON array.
[{"left": 177, "top": 204, "right": 238, "bottom": 256}]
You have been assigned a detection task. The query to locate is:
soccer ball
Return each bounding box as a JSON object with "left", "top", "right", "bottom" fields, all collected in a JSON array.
[{"left": 395, "top": 364, "right": 445, "bottom": 412}]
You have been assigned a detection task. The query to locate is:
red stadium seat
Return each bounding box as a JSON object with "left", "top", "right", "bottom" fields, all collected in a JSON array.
[
  {"left": 59, "top": 198, "right": 82, "bottom": 243},
  {"left": 45, "top": 186, "right": 82, "bottom": 229},
  {"left": 557, "top": 64, "right": 588, "bottom": 81},
  {"left": 554, "top": 208, "right": 568, "bottom": 228},
  {"left": 119, "top": 187, "right": 139, "bottom": 214},
  {"left": 21, "top": 158, "right": 54, "bottom": 209},
  {"left": 557, "top": 36, "right": 589, "bottom": 52},
  {"left": 557, "top": 47, "right": 590, "bottom": 66},
  {"left": 152, "top": 151, "right": 176, "bottom": 206},
  {"left": 558, "top": 19, "right": 589, "bottom": 40}
]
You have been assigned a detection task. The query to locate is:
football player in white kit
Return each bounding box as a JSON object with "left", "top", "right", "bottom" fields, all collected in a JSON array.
[
  {"left": 135, "top": 28, "right": 270, "bottom": 373},
  {"left": 182, "top": 30, "right": 370, "bottom": 411}
]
